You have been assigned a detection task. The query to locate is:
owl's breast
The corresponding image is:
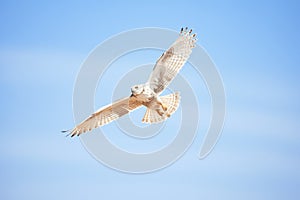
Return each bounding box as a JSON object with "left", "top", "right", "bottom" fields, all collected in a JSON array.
[{"left": 135, "top": 86, "right": 155, "bottom": 103}]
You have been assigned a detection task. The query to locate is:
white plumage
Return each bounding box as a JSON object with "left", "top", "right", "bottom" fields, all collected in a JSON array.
[{"left": 64, "top": 27, "right": 197, "bottom": 137}]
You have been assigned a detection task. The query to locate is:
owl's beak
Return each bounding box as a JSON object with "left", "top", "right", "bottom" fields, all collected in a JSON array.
[{"left": 130, "top": 93, "right": 135, "bottom": 98}]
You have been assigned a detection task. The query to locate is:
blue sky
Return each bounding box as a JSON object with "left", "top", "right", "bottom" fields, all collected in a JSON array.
[{"left": 0, "top": 0, "right": 300, "bottom": 200}]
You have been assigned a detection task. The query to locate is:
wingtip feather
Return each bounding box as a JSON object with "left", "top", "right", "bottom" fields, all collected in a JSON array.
[{"left": 61, "top": 129, "right": 77, "bottom": 137}]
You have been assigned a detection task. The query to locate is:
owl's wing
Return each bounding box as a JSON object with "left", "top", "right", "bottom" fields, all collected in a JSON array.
[
  {"left": 147, "top": 27, "right": 197, "bottom": 94},
  {"left": 64, "top": 96, "right": 142, "bottom": 137}
]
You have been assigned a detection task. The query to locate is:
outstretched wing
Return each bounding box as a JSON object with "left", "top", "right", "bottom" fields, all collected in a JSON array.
[
  {"left": 65, "top": 97, "right": 142, "bottom": 137},
  {"left": 147, "top": 27, "right": 197, "bottom": 94}
]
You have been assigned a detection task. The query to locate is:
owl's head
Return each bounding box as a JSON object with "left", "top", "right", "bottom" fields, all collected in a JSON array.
[{"left": 131, "top": 84, "right": 144, "bottom": 96}]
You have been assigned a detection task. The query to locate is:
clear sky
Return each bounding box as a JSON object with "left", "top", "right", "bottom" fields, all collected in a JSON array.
[{"left": 0, "top": 0, "right": 300, "bottom": 200}]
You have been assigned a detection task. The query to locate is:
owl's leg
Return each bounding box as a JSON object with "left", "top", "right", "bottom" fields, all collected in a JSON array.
[
  {"left": 156, "top": 108, "right": 170, "bottom": 117},
  {"left": 156, "top": 109, "right": 164, "bottom": 116},
  {"left": 161, "top": 103, "right": 168, "bottom": 111},
  {"left": 157, "top": 98, "right": 167, "bottom": 111},
  {"left": 157, "top": 104, "right": 171, "bottom": 118},
  {"left": 156, "top": 97, "right": 169, "bottom": 117}
]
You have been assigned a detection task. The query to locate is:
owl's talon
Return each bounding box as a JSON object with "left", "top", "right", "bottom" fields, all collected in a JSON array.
[
  {"left": 161, "top": 104, "right": 168, "bottom": 111},
  {"left": 157, "top": 110, "right": 164, "bottom": 116}
]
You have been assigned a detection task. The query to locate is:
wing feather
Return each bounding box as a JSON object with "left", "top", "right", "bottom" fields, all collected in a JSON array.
[
  {"left": 67, "top": 97, "right": 142, "bottom": 137},
  {"left": 147, "top": 27, "right": 197, "bottom": 94}
]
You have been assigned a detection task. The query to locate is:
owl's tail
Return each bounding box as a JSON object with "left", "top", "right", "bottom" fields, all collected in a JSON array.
[{"left": 142, "top": 92, "right": 181, "bottom": 123}]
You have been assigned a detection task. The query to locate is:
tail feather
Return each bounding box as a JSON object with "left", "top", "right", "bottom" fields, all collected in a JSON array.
[
  {"left": 142, "top": 108, "right": 166, "bottom": 123},
  {"left": 142, "top": 92, "right": 180, "bottom": 123},
  {"left": 161, "top": 92, "right": 181, "bottom": 116}
]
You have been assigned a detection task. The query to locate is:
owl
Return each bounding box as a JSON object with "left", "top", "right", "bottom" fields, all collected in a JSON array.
[{"left": 63, "top": 27, "right": 197, "bottom": 137}]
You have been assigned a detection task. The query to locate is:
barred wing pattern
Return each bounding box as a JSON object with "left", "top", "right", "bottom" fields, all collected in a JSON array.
[
  {"left": 148, "top": 28, "right": 197, "bottom": 94},
  {"left": 66, "top": 97, "right": 142, "bottom": 137}
]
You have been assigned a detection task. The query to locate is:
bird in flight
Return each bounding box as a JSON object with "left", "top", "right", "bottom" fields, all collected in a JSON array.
[{"left": 63, "top": 27, "right": 197, "bottom": 137}]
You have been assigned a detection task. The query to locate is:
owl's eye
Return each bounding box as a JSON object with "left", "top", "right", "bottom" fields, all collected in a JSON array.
[{"left": 135, "top": 86, "right": 138, "bottom": 89}]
